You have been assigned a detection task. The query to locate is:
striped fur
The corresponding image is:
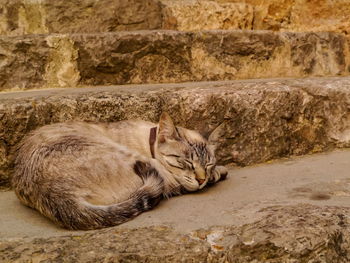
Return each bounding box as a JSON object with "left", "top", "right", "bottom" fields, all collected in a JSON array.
[{"left": 12, "top": 113, "right": 227, "bottom": 230}]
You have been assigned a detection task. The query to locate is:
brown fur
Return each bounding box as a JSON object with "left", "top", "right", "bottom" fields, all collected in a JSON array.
[{"left": 12, "top": 113, "right": 227, "bottom": 230}]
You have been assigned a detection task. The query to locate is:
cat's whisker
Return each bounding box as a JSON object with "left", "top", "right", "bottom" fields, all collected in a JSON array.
[{"left": 12, "top": 112, "right": 225, "bottom": 230}]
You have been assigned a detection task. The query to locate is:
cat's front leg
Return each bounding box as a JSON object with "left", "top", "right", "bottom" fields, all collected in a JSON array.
[{"left": 209, "top": 165, "right": 228, "bottom": 184}]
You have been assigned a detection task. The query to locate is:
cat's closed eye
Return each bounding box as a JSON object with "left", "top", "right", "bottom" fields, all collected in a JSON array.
[
  {"left": 183, "top": 159, "right": 194, "bottom": 170},
  {"left": 12, "top": 111, "right": 225, "bottom": 230},
  {"left": 164, "top": 155, "right": 184, "bottom": 169},
  {"left": 166, "top": 154, "right": 181, "bottom": 158},
  {"left": 164, "top": 154, "right": 197, "bottom": 171}
]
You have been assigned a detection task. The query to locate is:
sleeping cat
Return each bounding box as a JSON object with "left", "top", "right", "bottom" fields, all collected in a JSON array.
[{"left": 12, "top": 112, "right": 227, "bottom": 230}]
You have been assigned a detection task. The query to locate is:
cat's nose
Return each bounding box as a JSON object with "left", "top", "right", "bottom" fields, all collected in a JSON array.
[
  {"left": 197, "top": 179, "right": 206, "bottom": 185},
  {"left": 194, "top": 166, "right": 206, "bottom": 182}
]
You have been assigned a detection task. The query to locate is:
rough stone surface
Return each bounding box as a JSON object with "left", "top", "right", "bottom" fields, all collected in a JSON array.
[
  {"left": 222, "top": 0, "right": 350, "bottom": 34},
  {"left": 0, "top": 30, "right": 349, "bottom": 91},
  {"left": 2, "top": 150, "right": 350, "bottom": 261},
  {"left": 2, "top": 150, "right": 350, "bottom": 239},
  {"left": 1, "top": 204, "right": 350, "bottom": 262},
  {"left": 0, "top": 35, "right": 50, "bottom": 91},
  {"left": 1, "top": 77, "right": 350, "bottom": 188},
  {"left": 1, "top": 0, "right": 350, "bottom": 35},
  {"left": 161, "top": 0, "right": 350, "bottom": 35},
  {"left": 161, "top": 0, "right": 254, "bottom": 31},
  {"left": 0, "top": 0, "right": 162, "bottom": 35}
]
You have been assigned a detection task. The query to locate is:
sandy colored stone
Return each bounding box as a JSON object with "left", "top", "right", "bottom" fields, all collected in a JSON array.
[
  {"left": 2, "top": 151, "right": 350, "bottom": 261},
  {"left": 73, "top": 31, "right": 193, "bottom": 86},
  {"left": 0, "top": 0, "right": 162, "bottom": 35},
  {"left": 192, "top": 31, "right": 350, "bottom": 81},
  {"left": 169, "top": 0, "right": 350, "bottom": 35},
  {"left": 0, "top": 35, "right": 50, "bottom": 91},
  {"left": 44, "top": 35, "right": 81, "bottom": 88},
  {"left": 161, "top": 0, "right": 254, "bottom": 31},
  {"left": 1, "top": 0, "right": 350, "bottom": 35},
  {"left": 0, "top": 77, "right": 350, "bottom": 188},
  {"left": 217, "top": 0, "right": 350, "bottom": 34},
  {"left": 1, "top": 204, "right": 350, "bottom": 262},
  {"left": 2, "top": 150, "right": 350, "bottom": 240},
  {"left": 0, "top": 30, "right": 349, "bottom": 91}
]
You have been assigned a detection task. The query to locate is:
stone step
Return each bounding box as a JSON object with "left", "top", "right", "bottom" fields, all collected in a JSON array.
[
  {"left": 163, "top": 0, "right": 350, "bottom": 34},
  {"left": 1, "top": 150, "right": 350, "bottom": 261},
  {"left": 1, "top": 0, "right": 349, "bottom": 35},
  {"left": 0, "top": 0, "right": 164, "bottom": 35},
  {"left": 1, "top": 30, "right": 349, "bottom": 91},
  {"left": 1, "top": 77, "right": 350, "bottom": 188}
]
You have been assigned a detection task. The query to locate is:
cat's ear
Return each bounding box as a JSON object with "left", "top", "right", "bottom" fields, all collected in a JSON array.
[
  {"left": 207, "top": 125, "right": 222, "bottom": 152},
  {"left": 208, "top": 127, "right": 220, "bottom": 144},
  {"left": 158, "top": 112, "right": 179, "bottom": 143}
]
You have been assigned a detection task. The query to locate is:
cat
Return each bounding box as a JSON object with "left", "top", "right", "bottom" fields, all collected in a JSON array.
[{"left": 12, "top": 112, "right": 228, "bottom": 230}]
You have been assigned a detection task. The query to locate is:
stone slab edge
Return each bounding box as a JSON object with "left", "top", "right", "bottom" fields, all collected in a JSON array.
[
  {"left": 1, "top": 77, "right": 350, "bottom": 188},
  {"left": 1, "top": 204, "right": 350, "bottom": 262},
  {"left": 0, "top": 30, "right": 349, "bottom": 91}
]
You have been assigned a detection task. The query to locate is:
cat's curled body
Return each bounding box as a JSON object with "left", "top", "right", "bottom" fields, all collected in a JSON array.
[{"left": 12, "top": 113, "right": 227, "bottom": 230}]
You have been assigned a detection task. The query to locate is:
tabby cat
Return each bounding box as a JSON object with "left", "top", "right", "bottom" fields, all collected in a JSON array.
[{"left": 12, "top": 113, "right": 227, "bottom": 230}]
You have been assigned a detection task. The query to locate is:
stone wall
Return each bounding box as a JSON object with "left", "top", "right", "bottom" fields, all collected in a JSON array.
[
  {"left": 1, "top": 77, "right": 350, "bottom": 188},
  {"left": 0, "top": 0, "right": 162, "bottom": 35},
  {"left": 220, "top": 0, "right": 350, "bottom": 34},
  {"left": 1, "top": 31, "right": 349, "bottom": 91},
  {"left": 1, "top": 0, "right": 350, "bottom": 35}
]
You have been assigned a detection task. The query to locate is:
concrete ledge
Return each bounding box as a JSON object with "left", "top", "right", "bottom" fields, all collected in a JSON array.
[
  {"left": 1, "top": 204, "right": 350, "bottom": 262},
  {"left": 1, "top": 150, "right": 350, "bottom": 261},
  {"left": 0, "top": 30, "right": 349, "bottom": 91},
  {"left": 1, "top": 77, "right": 350, "bottom": 188}
]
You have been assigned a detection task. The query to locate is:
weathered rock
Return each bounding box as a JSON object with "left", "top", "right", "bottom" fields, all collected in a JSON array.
[
  {"left": 161, "top": 0, "right": 254, "bottom": 31},
  {"left": 1, "top": 204, "right": 350, "bottom": 262},
  {"left": 0, "top": 35, "right": 50, "bottom": 91},
  {"left": 1, "top": 77, "right": 350, "bottom": 188},
  {"left": 163, "top": 0, "right": 350, "bottom": 34},
  {"left": 0, "top": 0, "right": 162, "bottom": 36},
  {"left": 166, "top": 0, "right": 350, "bottom": 36},
  {"left": 1, "top": 0, "right": 350, "bottom": 35},
  {"left": 0, "top": 0, "right": 255, "bottom": 35},
  {"left": 223, "top": 0, "right": 350, "bottom": 34},
  {"left": 0, "top": 30, "right": 349, "bottom": 91}
]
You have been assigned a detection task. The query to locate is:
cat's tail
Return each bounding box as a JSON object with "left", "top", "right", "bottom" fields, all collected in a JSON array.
[{"left": 48, "top": 161, "right": 164, "bottom": 230}]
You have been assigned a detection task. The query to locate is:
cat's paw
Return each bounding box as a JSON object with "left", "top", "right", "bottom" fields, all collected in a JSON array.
[
  {"left": 209, "top": 165, "right": 228, "bottom": 184},
  {"left": 216, "top": 166, "right": 228, "bottom": 181}
]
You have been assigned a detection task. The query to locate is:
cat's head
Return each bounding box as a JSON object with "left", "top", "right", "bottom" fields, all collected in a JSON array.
[{"left": 155, "top": 112, "right": 227, "bottom": 191}]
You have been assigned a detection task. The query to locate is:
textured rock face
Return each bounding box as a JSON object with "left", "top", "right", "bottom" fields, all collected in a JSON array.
[
  {"left": 0, "top": 31, "right": 349, "bottom": 91},
  {"left": 1, "top": 77, "right": 350, "bottom": 188},
  {"left": 226, "top": 0, "right": 350, "bottom": 34},
  {"left": 163, "top": 0, "right": 350, "bottom": 34},
  {"left": 1, "top": 204, "right": 350, "bottom": 262},
  {"left": 1, "top": 0, "right": 350, "bottom": 35},
  {"left": 161, "top": 0, "right": 254, "bottom": 31},
  {"left": 0, "top": 35, "right": 50, "bottom": 91},
  {"left": 0, "top": 0, "right": 162, "bottom": 35}
]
